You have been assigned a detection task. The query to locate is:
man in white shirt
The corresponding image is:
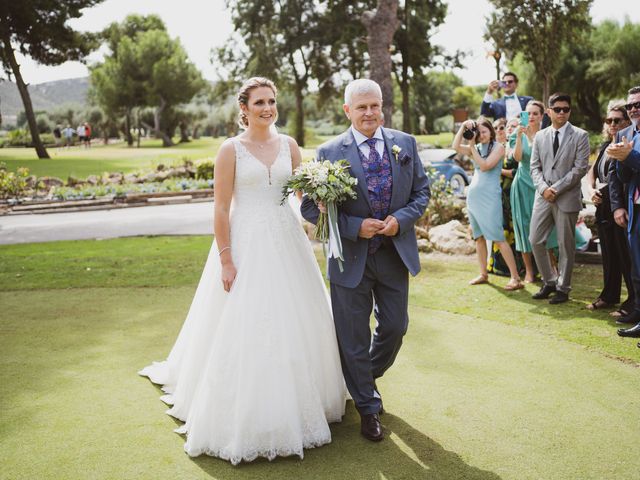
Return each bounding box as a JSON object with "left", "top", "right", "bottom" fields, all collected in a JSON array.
[{"left": 481, "top": 72, "right": 533, "bottom": 121}]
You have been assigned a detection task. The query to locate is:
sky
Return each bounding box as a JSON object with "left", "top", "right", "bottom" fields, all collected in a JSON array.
[{"left": 13, "top": 0, "right": 640, "bottom": 87}]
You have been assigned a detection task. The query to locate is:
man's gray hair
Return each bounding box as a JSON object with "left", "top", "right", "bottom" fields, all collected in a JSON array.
[{"left": 344, "top": 79, "right": 383, "bottom": 105}]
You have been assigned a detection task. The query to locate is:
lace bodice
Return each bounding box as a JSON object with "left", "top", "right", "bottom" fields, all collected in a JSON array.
[
  {"left": 229, "top": 135, "right": 301, "bottom": 267},
  {"left": 231, "top": 135, "right": 292, "bottom": 209}
]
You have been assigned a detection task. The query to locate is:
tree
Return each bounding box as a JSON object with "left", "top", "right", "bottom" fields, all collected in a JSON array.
[
  {"left": 413, "top": 70, "right": 463, "bottom": 132},
  {"left": 393, "top": 0, "right": 451, "bottom": 132},
  {"left": 486, "top": 0, "right": 592, "bottom": 103},
  {"left": 0, "top": 0, "right": 102, "bottom": 158},
  {"left": 361, "top": 0, "right": 399, "bottom": 126},
  {"left": 217, "top": 0, "right": 330, "bottom": 146}
]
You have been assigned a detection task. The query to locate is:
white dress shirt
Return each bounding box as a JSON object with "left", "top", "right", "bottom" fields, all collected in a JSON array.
[
  {"left": 483, "top": 91, "right": 523, "bottom": 120},
  {"left": 351, "top": 126, "right": 385, "bottom": 159}
]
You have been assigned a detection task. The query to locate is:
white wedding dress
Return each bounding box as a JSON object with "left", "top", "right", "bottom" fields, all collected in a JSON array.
[{"left": 139, "top": 135, "right": 346, "bottom": 465}]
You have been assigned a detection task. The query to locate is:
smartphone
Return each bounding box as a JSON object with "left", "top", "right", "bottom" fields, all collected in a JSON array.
[
  {"left": 498, "top": 80, "right": 507, "bottom": 89},
  {"left": 520, "top": 111, "right": 529, "bottom": 127}
]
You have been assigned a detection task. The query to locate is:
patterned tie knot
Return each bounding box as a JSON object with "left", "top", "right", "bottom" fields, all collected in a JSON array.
[{"left": 366, "top": 138, "right": 377, "bottom": 149}]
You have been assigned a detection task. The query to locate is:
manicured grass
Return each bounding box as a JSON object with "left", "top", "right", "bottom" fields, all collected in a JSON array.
[
  {"left": 1, "top": 236, "right": 639, "bottom": 479},
  {"left": 416, "top": 132, "right": 455, "bottom": 148},
  {"left": 1, "top": 136, "right": 318, "bottom": 179}
]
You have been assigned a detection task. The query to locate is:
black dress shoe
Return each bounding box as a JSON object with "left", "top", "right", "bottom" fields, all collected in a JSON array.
[
  {"left": 549, "top": 291, "right": 569, "bottom": 304},
  {"left": 616, "top": 311, "right": 640, "bottom": 325},
  {"left": 617, "top": 323, "right": 640, "bottom": 338},
  {"left": 532, "top": 284, "right": 557, "bottom": 300},
  {"left": 360, "top": 413, "right": 384, "bottom": 441}
]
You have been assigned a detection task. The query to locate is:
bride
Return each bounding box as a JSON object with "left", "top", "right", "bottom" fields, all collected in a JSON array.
[{"left": 139, "top": 77, "right": 346, "bottom": 465}]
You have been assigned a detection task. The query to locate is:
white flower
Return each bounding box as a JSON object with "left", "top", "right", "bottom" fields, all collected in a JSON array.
[{"left": 392, "top": 144, "right": 402, "bottom": 163}]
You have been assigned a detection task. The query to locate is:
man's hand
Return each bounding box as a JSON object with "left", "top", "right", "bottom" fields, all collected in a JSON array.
[
  {"left": 606, "top": 137, "right": 633, "bottom": 161},
  {"left": 486, "top": 80, "right": 499, "bottom": 95},
  {"left": 614, "top": 208, "right": 629, "bottom": 228},
  {"left": 542, "top": 187, "right": 557, "bottom": 203},
  {"left": 590, "top": 187, "right": 602, "bottom": 206},
  {"left": 317, "top": 201, "right": 327, "bottom": 214},
  {"left": 378, "top": 215, "right": 399, "bottom": 237},
  {"left": 359, "top": 218, "right": 386, "bottom": 239}
]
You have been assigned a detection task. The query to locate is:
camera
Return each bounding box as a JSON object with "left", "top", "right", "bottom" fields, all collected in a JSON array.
[{"left": 463, "top": 123, "right": 478, "bottom": 140}]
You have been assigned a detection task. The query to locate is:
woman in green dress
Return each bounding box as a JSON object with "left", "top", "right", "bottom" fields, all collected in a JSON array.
[{"left": 511, "top": 100, "right": 558, "bottom": 282}]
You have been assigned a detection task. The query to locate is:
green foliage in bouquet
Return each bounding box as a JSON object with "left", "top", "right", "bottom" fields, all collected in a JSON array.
[{"left": 281, "top": 160, "right": 358, "bottom": 241}]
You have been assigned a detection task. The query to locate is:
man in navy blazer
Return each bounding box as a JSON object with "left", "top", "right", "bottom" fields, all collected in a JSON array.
[
  {"left": 301, "top": 79, "right": 430, "bottom": 441},
  {"left": 608, "top": 86, "right": 640, "bottom": 343},
  {"left": 481, "top": 72, "right": 533, "bottom": 121}
]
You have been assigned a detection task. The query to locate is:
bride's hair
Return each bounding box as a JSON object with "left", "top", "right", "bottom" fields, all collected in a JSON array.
[{"left": 237, "top": 77, "right": 278, "bottom": 129}]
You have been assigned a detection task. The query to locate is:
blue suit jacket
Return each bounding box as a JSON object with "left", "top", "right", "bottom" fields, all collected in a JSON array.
[
  {"left": 480, "top": 95, "right": 533, "bottom": 119},
  {"left": 611, "top": 124, "right": 640, "bottom": 231},
  {"left": 301, "top": 127, "right": 431, "bottom": 288}
]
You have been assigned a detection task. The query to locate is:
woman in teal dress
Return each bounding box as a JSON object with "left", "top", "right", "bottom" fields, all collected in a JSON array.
[
  {"left": 453, "top": 117, "right": 524, "bottom": 290},
  {"left": 511, "top": 100, "right": 558, "bottom": 282}
]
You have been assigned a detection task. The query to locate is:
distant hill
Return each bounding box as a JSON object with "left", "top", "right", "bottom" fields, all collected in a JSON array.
[{"left": 0, "top": 77, "right": 89, "bottom": 124}]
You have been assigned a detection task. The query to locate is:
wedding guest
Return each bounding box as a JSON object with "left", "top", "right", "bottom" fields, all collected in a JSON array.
[
  {"left": 453, "top": 116, "right": 523, "bottom": 290},
  {"left": 585, "top": 104, "right": 633, "bottom": 314},
  {"left": 607, "top": 86, "right": 640, "bottom": 341},
  {"left": 529, "top": 93, "right": 590, "bottom": 304},
  {"left": 62, "top": 125, "right": 75, "bottom": 147},
  {"left": 488, "top": 118, "right": 524, "bottom": 276},
  {"left": 481, "top": 72, "right": 533, "bottom": 121},
  {"left": 511, "top": 101, "right": 558, "bottom": 283}
]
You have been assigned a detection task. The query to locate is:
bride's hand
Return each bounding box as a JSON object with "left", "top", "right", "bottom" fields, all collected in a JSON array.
[
  {"left": 317, "top": 201, "right": 327, "bottom": 214},
  {"left": 221, "top": 263, "right": 237, "bottom": 292}
]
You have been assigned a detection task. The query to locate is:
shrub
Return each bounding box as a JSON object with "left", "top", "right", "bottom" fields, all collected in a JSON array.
[
  {"left": 420, "top": 167, "right": 467, "bottom": 228},
  {"left": 195, "top": 160, "right": 214, "bottom": 180},
  {"left": 0, "top": 163, "right": 30, "bottom": 199}
]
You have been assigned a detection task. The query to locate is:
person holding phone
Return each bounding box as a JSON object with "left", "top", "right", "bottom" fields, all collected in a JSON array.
[
  {"left": 510, "top": 101, "right": 558, "bottom": 283},
  {"left": 481, "top": 72, "right": 533, "bottom": 121},
  {"left": 585, "top": 103, "right": 633, "bottom": 315}
]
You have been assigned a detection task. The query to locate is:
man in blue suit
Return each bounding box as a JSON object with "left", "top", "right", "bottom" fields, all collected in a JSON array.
[
  {"left": 301, "top": 79, "right": 430, "bottom": 441},
  {"left": 481, "top": 72, "right": 533, "bottom": 121},
  {"left": 608, "top": 86, "right": 640, "bottom": 345}
]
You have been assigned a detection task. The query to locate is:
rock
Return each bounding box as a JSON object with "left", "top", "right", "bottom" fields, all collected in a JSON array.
[
  {"left": 155, "top": 171, "right": 169, "bottom": 182},
  {"left": 427, "top": 219, "right": 475, "bottom": 255},
  {"left": 417, "top": 238, "right": 432, "bottom": 253},
  {"left": 67, "top": 176, "right": 82, "bottom": 187},
  {"left": 86, "top": 175, "right": 99, "bottom": 185},
  {"left": 108, "top": 172, "right": 124, "bottom": 184},
  {"left": 141, "top": 173, "right": 157, "bottom": 183},
  {"left": 39, "top": 176, "right": 64, "bottom": 189},
  {"left": 156, "top": 164, "right": 166, "bottom": 171},
  {"left": 25, "top": 175, "right": 38, "bottom": 188},
  {"left": 124, "top": 173, "right": 139, "bottom": 184}
]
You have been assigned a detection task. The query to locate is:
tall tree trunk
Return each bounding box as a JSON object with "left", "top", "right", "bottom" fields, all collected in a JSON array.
[
  {"left": 124, "top": 109, "right": 133, "bottom": 146},
  {"left": 362, "top": 0, "right": 399, "bottom": 129},
  {"left": 1, "top": 36, "right": 49, "bottom": 158},
  {"left": 542, "top": 74, "right": 550, "bottom": 106},
  {"left": 136, "top": 109, "right": 141, "bottom": 148},
  {"left": 153, "top": 98, "right": 174, "bottom": 147},
  {"left": 179, "top": 121, "right": 190, "bottom": 143},
  {"left": 293, "top": 85, "right": 305, "bottom": 146},
  {"left": 401, "top": 65, "right": 410, "bottom": 132}
]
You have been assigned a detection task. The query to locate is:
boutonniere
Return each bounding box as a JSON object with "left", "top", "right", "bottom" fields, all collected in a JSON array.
[
  {"left": 392, "top": 144, "right": 412, "bottom": 166},
  {"left": 391, "top": 145, "right": 402, "bottom": 163}
]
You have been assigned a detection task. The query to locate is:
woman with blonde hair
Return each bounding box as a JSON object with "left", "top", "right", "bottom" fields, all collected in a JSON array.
[
  {"left": 140, "top": 77, "right": 345, "bottom": 464},
  {"left": 453, "top": 116, "right": 523, "bottom": 290}
]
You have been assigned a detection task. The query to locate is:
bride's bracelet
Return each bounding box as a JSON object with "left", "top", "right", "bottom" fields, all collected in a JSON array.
[{"left": 218, "top": 246, "right": 231, "bottom": 256}]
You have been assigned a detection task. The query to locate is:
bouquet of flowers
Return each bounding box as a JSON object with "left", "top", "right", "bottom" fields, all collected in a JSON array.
[{"left": 281, "top": 160, "right": 358, "bottom": 271}]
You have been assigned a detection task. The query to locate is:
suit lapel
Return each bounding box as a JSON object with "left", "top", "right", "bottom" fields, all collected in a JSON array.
[
  {"left": 340, "top": 130, "right": 373, "bottom": 211},
  {"left": 381, "top": 127, "right": 400, "bottom": 209}
]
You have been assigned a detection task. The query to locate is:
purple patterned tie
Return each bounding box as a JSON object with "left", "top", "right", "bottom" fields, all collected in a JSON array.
[{"left": 366, "top": 138, "right": 380, "bottom": 166}]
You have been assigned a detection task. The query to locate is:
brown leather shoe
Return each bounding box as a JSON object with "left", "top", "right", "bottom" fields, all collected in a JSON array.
[{"left": 360, "top": 413, "right": 384, "bottom": 441}]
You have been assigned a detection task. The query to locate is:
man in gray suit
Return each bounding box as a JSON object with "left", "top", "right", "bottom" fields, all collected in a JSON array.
[
  {"left": 529, "top": 93, "right": 590, "bottom": 304},
  {"left": 301, "top": 79, "right": 430, "bottom": 441}
]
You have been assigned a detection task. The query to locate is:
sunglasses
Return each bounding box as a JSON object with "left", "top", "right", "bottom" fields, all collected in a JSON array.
[
  {"left": 502, "top": 79, "right": 515, "bottom": 84},
  {"left": 551, "top": 107, "right": 571, "bottom": 114},
  {"left": 605, "top": 118, "right": 624, "bottom": 125},
  {"left": 495, "top": 125, "right": 506, "bottom": 131},
  {"left": 625, "top": 101, "right": 640, "bottom": 111}
]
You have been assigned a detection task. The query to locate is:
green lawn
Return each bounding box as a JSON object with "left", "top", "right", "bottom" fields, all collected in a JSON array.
[
  {"left": 1, "top": 133, "right": 453, "bottom": 180},
  {"left": 1, "top": 236, "right": 638, "bottom": 479}
]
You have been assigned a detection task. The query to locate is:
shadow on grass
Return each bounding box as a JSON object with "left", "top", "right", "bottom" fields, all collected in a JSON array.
[{"left": 189, "top": 407, "right": 502, "bottom": 480}]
